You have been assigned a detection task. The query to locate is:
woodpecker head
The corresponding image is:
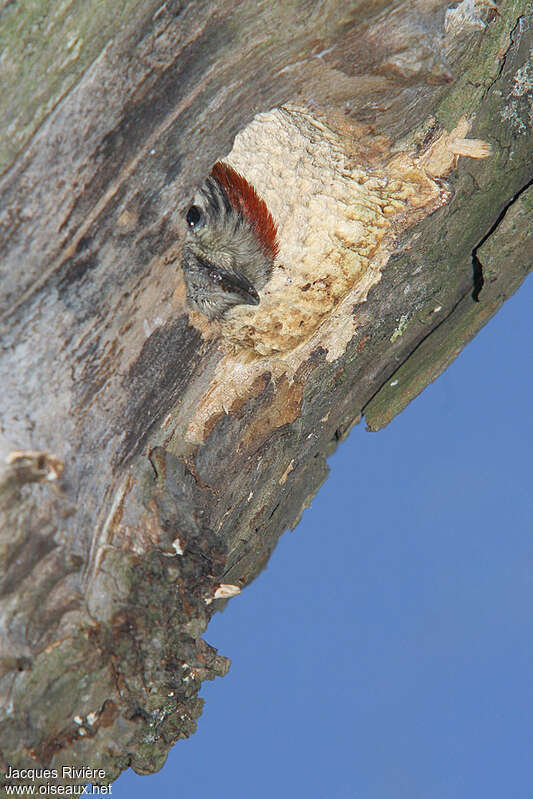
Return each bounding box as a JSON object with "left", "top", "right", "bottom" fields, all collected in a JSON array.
[{"left": 181, "top": 162, "right": 278, "bottom": 320}]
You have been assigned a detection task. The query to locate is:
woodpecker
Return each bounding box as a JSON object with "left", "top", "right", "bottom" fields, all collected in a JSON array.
[{"left": 181, "top": 162, "right": 278, "bottom": 319}]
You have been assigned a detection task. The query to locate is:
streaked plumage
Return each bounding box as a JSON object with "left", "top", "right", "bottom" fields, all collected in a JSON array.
[{"left": 181, "top": 163, "right": 278, "bottom": 319}]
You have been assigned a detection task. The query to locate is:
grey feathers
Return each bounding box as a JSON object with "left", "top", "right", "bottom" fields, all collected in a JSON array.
[{"left": 181, "top": 172, "right": 275, "bottom": 320}]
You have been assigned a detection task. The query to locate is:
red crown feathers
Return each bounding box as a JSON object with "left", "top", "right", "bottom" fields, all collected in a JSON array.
[{"left": 211, "top": 162, "right": 279, "bottom": 259}]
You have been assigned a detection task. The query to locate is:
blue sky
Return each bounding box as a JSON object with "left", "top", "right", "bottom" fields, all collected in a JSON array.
[{"left": 115, "top": 275, "right": 532, "bottom": 799}]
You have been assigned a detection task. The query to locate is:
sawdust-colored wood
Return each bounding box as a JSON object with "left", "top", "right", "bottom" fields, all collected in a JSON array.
[{"left": 0, "top": 0, "right": 531, "bottom": 788}]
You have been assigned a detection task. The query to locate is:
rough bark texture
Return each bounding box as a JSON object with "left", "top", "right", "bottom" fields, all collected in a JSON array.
[{"left": 0, "top": 0, "right": 531, "bottom": 789}]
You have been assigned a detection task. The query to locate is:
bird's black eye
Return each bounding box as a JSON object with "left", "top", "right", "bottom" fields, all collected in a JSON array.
[{"left": 186, "top": 205, "right": 203, "bottom": 228}]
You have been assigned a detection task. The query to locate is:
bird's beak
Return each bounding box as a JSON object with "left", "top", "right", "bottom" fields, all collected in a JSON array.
[{"left": 197, "top": 255, "right": 260, "bottom": 306}]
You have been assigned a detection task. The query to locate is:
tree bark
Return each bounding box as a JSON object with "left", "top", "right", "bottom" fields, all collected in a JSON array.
[{"left": 0, "top": 0, "right": 531, "bottom": 788}]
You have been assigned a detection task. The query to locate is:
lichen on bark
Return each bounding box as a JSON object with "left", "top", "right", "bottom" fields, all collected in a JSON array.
[{"left": 0, "top": 0, "right": 531, "bottom": 788}]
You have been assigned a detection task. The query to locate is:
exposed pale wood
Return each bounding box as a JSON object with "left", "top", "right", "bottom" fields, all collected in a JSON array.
[{"left": 0, "top": 0, "right": 531, "bottom": 787}]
